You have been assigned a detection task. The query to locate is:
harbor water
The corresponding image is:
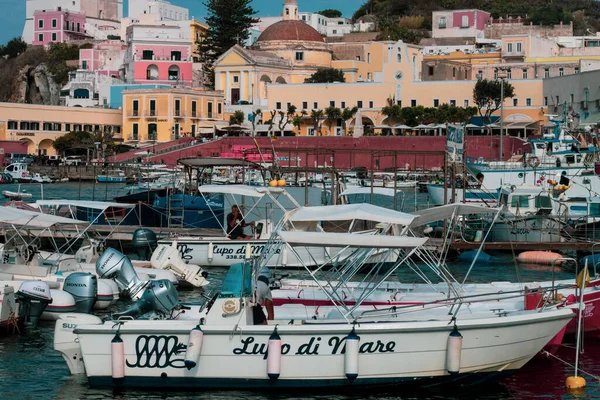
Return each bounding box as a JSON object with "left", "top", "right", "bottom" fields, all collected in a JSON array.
[{"left": 0, "top": 182, "right": 599, "bottom": 398}]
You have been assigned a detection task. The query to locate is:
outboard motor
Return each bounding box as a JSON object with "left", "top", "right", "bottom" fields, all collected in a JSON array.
[
  {"left": 112, "top": 279, "right": 178, "bottom": 319},
  {"left": 131, "top": 228, "right": 158, "bottom": 261},
  {"left": 16, "top": 281, "right": 53, "bottom": 329},
  {"left": 96, "top": 248, "right": 147, "bottom": 299},
  {"left": 63, "top": 272, "right": 98, "bottom": 314},
  {"left": 150, "top": 245, "right": 209, "bottom": 288}
]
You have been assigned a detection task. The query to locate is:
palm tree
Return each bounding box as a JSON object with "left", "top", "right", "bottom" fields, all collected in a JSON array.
[
  {"left": 324, "top": 106, "right": 342, "bottom": 136},
  {"left": 341, "top": 107, "right": 358, "bottom": 136},
  {"left": 310, "top": 109, "right": 324, "bottom": 136},
  {"left": 381, "top": 104, "right": 402, "bottom": 135}
]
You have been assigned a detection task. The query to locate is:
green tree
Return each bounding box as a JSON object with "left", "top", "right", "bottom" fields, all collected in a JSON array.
[
  {"left": 381, "top": 104, "right": 402, "bottom": 126},
  {"left": 341, "top": 107, "right": 358, "bottom": 136},
  {"left": 310, "top": 109, "right": 324, "bottom": 136},
  {"left": 376, "top": 24, "right": 424, "bottom": 44},
  {"left": 229, "top": 110, "right": 245, "bottom": 125},
  {"left": 277, "top": 104, "right": 297, "bottom": 136},
  {"left": 250, "top": 108, "right": 262, "bottom": 136},
  {"left": 198, "top": 0, "right": 259, "bottom": 87},
  {"left": 473, "top": 78, "right": 515, "bottom": 133},
  {"left": 0, "top": 38, "right": 28, "bottom": 59},
  {"left": 317, "top": 9, "right": 342, "bottom": 18},
  {"left": 324, "top": 106, "right": 342, "bottom": 135},
  {"left": 305, "top": 68, "right": 345, "bottom": 84}
]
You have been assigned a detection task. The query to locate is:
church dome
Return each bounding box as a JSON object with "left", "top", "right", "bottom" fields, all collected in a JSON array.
[{"left": 257, "top": 20, "right": 324, "bottom": 43}]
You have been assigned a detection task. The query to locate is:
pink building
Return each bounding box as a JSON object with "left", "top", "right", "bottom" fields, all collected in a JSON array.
[
  {"left": 124, "top": 24, "right": 193, "bottom": 86},
  {"left": 79, "top": 42, "right": 126, "bottom": 77},
  {"left": 432, "top": 9, "right": 490, "bottom": 39},
  {"left": 32, "top": 8, "right": 88, "bottom": 46}
]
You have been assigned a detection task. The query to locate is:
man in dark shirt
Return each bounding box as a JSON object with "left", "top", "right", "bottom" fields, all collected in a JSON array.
[{"left": 227, "top": 205, "right": 254, "bottom": 239}]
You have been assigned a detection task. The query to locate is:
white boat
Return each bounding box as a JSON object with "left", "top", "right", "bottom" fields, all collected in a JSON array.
[
  {"left": 2, "top": 190, "right": 32, "bottom": 200},
  {"left": 4, "top": 163, "right": 52, "bottom": 183},
  {"left": 53, "top": 230, "right": 574, "bottom": 389}
]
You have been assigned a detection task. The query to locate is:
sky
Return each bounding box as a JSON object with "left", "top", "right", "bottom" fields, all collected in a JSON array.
[{"left": 0, "top": 0, "right": 367, "bottom": 45}]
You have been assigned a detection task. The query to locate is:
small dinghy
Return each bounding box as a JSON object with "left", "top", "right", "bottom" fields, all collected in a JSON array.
[{"left": 2, "top": 190, "right": 32, "bottom": 200}]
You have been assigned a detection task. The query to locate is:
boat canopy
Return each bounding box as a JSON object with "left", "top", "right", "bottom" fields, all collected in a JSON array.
[
  {"left": 277, "top": 230, "right": 428, "bottom": 249},
  {"left": 339, "top": 187, "right": 399, "bottom": 198},
  {"left": 287, "top": 203, "right": 415, "bottom": 226},
  {"left": 0, "top": 206, "right": 87, "bottom": 227},
  {"left": 410, "top": 203, "right": 500, "bottom": 228},
  {"left": 179, "top": 157, "right": 260, "bottom": 168},
  {"left": 36, "top": 200, "right": 136, "bottom": 210},
  {"left": 198, "top": 184, "right": 285, "bottom": 198}
]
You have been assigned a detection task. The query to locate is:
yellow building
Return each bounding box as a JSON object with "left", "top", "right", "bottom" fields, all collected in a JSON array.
[
  {"left": 0, "top": 103, "right": 122, "bottom": 155},
  {"left": 121, "top": 88, "right": 226, "bottom": 143},
  {"left": 190, "top": 20, "right": 209, "bottom": 61}
]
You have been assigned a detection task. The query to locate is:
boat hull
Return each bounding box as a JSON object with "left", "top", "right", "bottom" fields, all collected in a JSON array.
[{"left": 490, "top": 216, "right": 563, "bottom": 242}]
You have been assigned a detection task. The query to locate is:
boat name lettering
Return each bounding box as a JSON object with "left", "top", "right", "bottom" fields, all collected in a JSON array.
[
  {"left": 62, "top": 323, "right": 77, "bottom": 329},
  {"left": 211, "top": 244, "right": 281, "bottom": 258},
  {"left": 233, "top": 336, "right": 396, "bottom": 359},
  {"left": 126, "top": 335, "right": 187, "bottom": 369},
  {"left": 510, "top": 228, "right": 530, "bottom": 235},
  {"left": 176, "top": 244, "right": 193, "bottom": 260}
]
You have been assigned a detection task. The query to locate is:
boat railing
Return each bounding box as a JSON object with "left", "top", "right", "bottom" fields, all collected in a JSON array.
[
  {"left": 551, "top": 258, "right": 577, "bottom": 299},
  {"left": 591, "top": 243, "right": 600, "bottom": 278}
]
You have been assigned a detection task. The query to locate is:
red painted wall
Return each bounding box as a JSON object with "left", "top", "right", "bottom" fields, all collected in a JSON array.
[{"left": 0, "top": 141, "right": 29, "bottom": 166}]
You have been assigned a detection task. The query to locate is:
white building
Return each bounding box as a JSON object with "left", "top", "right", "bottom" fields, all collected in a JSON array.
[
  {"left": 23, "top": 0, "right": 123, "bottom": 43},
  {"left": 128, "top": 0, "right": 189, "bottom": 21}
]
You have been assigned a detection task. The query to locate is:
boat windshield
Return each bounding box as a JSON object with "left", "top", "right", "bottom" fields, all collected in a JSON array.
[{"left": 219, "top": 262, "right": 252, "bottom": 298}]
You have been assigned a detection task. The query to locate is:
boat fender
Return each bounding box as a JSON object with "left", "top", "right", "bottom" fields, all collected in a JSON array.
[
  {"left": 344, "top": 327, "right": 360, "bottom": 381},
  {"left": 267, "top": 326, "right": 282, "bottom": 380},
  {"left": 423, "top": 225, "right": 433, "bottom": 235},
  {"left": 281, "top": 246, "right": 288, "bottom": 267},
  {"left": 576, "top": 267, "right": 590, "bottom": 289},
  {"left": 111, "top": 331, "right": 125, "bottom": 384},
  {"left": 184, "top": 325, "right": 204, "bottom": 370},
  {"left": 446, "top": 323, "right": 462, "bottom": 375},
  {"left": 207, "top": 242, "right": 214, "bottom": 262},
  {"left": 245, "top": 243, "right": 252, "bottom": 259},
  {"left": 22, "top": 172, "right": 26, "bottom": 178}
]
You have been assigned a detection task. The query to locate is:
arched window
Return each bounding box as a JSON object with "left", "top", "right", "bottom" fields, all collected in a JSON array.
[
  {"left": 146, "top": 64, "right": 159, "bottom": 80},
  {"left": 168, "top": 65, "right": 180, "bottom": 80}
]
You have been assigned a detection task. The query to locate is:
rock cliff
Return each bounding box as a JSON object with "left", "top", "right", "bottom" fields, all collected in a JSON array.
[{"left": 8, "top": 63, "right": 61, "bottom": 105}]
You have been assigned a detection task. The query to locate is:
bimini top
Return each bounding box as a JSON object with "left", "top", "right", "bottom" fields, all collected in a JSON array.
[
  {"left": 339, "top": 187, "right": 399, "bottom": 198},
  {"left": 277, "top": 230, "right": 428, "bottom": 249},
  {"left": 36, "top": 200, "right": 136, "bottom": 211},
  {"left": 199, "top": 184, "right": 287, "bottom": 198},
  {"left": 286, "top": 203, "right": 415, "bottom": 226},
  {"left": 0, "top": 206, "right": 87, "bottom": 228},
  {"left": 410, "top": 203, "right": 500, "bottom": 228},
  {"left": 179, "top": 157, "right": 260, "bottom": 168}
]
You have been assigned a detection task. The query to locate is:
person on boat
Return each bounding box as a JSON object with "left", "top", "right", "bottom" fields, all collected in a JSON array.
[
  {"left": 227, "top": 205, "right": 254, "bottom": 240},
  {"left": 254, "top": 267, "right": 274, "bottom": 325}
]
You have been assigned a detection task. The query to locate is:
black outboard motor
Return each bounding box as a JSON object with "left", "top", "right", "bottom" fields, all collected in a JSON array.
[
  {"left": 96, "top": 248, "right": 147, "bottom": 299},
  {"left": 112, "top": 279, "right": 178, "bottom": 319},
  {"left": 131, "top": 228, "right": 158, "bottom": 261},
  {"left": 63, "top": 273, "right": 98, "bottom": 314},
  {"left": 16, "top": 281, "right": 53, "bottom": 329}
]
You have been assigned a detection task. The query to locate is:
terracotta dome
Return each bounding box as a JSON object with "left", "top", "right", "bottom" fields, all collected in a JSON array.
[{"left": 257, "top": 20, "right": 324, "bottom": 43}]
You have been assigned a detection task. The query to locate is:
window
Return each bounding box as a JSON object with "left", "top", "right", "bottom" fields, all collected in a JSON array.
[
  {"left": 149, "top": 100, "right": 156, "bottom": 116},
  {"left": 52, "top": 19, "right": 57, "bottom": 28},
  {"left": 65, "top": 123, "right": 71, "bottom": 132},
  {"left": 233, "top": 76, "right": 239, "bottom": 83},
  {"left": 341, "top": 101, "right": 346, "bottom": 108},
  {"left": 295, "top": 52, "right": 304, "bottom": 61},
  {"left": 397, "top": 100, "right": 402, "bottom": 107},
  {"left": 439, "top": 16, "right": 446, "bottom": 29},
  {"left": 559, "top": 67, "right": 564, "bottom": 76},
  {"left": 411, "top": 99, "right": 417, "bottom": 107},
  {"left": 142, "top": 50, "right": 153, "bottom": 60},
  {"left": 191, "top": 101, "right": 197, "bottom": 117},
  {"left": 450, "top": 100, "right": 456, "bottom": 107},
  {"left": 493, "top": 70, "right": 498, "bottom": 80},
  {"left": 367, "top": 53, "right": 371, "bottom": 64},
  {"left": 570, "top": 94, "right": 574, "bottom": 105},
  {"left": 218, "top": 103, "right": 222, "bottom": 114},
  {"left": 544, "top": 97, "right": 548, "bottom": 106},
  {"left": 433, "top": 99, "right": 440, "bottom": 107},
  {"left": 511, "top": 196, "right": 529, "bottom": 208},
  {"left": 50, "top": 32, "right": 56, "bottom": 41},
  {"left": 7, "top": 121, "right": 17, "bottom": 129},
  {"left": 71, "top": 22, "right": 74, "bottom": 31},
  {"left": 544, "top": 68, "right": 550, "bottom": 78},
  {"left": 507, "top": 43, "right": 513, "bottom": 53},
  {"left": 513, "top": 98, "right": 518, "bottom": 106},
  {"left": 465, "top": 70, "right": 468, "bottom": 79},
  {"left": 368, "top": 100, "right": 374, "bottom": 108},
  {"left": 574, "top": 67, "right": 580, "bottom": 74},
  {"left": 171, "top": 51, "right": 181, "bottom": 61},
  {"left": 76, "top": 23, "right": 80, "bottom": 32},
  {"left": 174, "top": 99, "right": 181, "bottom": 116},
  {"left": 452, "top": 68, "right": 456, "bottom": 78},
  {"left": 463, "top": 99, "right": 469, "bottom": 107},
  {"left": 556, "top": 96, "right": 560, "bottom": 104},
  {"left": 132, "top": 123, "right": 139, "bottom": 140},
  {"left": 276, "top": 102, "right": 282, "bottom": 110},
  {"left": 356, "top": 56, "right": 361, "bottom": 61},
  {"left": 82, "top": 60, "right": 87, "bottom": 69},
  {"left": 132, "top": 100, "right": 139, "bottom": 116},
  {"left": 38, "top": 20, "right": 43, "bottom": 29},
  {"left": 302, "top": 101, "right": 308, "bottom": 110},
  {"left": 526, "top": 98, "right": 532, "bottom": 106},
  {"left": 397, "top": 49, "right": 402, "bottom": 63},
  {"left": 313, "top": 101, "right": 318, "bottom": 109},
  {"left": 506, "top": 69, "right": 512, "bottom": 79},
  {"left": 522, "top": 69, "right": 528, "bottom": 79},
  {"left": 461, "top": 15, "right": 469, "bottom": 28},
  {"left": 516, "top": 42, "right": 522, "bottom": 52},
  {"left": 329, "top": 101, "right": 335, "bottom": 107},
  {"left": 428, "top": 65, "right": 434, "bottom": 76},
  {"left": 308, "top": 127, "right": 316, "bottom": 136},
  {"left": 148, "top": 123, "right": 157, "bottom": 141},
  {"left": 357, "top": 100, "right": 363, "bottom": 108},
  {"left": 207, "top": 102, "right": 213, "bottom": 117},
  {"left": 286, "top": 102, "right": 291, "bottom": 109},
  {"left": 38, "top": 34, "right": 44, "bottom": 42}
]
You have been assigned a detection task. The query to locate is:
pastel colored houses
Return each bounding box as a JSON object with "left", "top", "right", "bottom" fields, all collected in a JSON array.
[
  {"left": 32, "top": 9, "right": 88, "bottom": 46},
  {"left": 123, "top": 24, "right": 193, "bottom": 86}
]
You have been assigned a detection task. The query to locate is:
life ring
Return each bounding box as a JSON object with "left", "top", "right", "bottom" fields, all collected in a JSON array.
[
  {"left": 528, "top": 156, "right": 541, "bottom": 169},
  {"left": 21, "top": 172, "right": 27, "bottom": 178}
]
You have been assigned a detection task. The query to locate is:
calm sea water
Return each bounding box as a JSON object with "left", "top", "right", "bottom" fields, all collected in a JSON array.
[{"left": 0, "top": 183, "right": 598, "bottom": 399}]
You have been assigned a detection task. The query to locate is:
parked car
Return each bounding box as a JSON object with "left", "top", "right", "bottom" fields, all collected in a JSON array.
[
  {"left": 48, "top": 155, "right": 62, "bottom": 166},
  {"left": 5, "top": 153, "right": 33, "bottom": 166},
  {"left": 64, "top": 156, "right": 83, "bottom": 166}
]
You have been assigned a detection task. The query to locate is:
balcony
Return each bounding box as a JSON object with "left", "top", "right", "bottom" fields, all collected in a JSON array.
[
  {"left": 503, "top": 50, "right": 525, "bottom": 60},
  {"left": 127, "top": 135, "right": 139, "bottom": 141},
  {"left": 191, "top": 111, "right": 198, "bottom": 118},
  {"left": 146, "top": 110, "right": 157, "bottom": 117},
  {"left": 224, "top": 103, "right": 261, "bottom": 116},
  {"left": 129, "top": 110, "right": 140, "bottom": 118},
  {"left": 174, "top": 109, "right": 183, "bottom": 118},
  {"left": 148, "top": 134, "right": 157, "bottom": 141}
]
